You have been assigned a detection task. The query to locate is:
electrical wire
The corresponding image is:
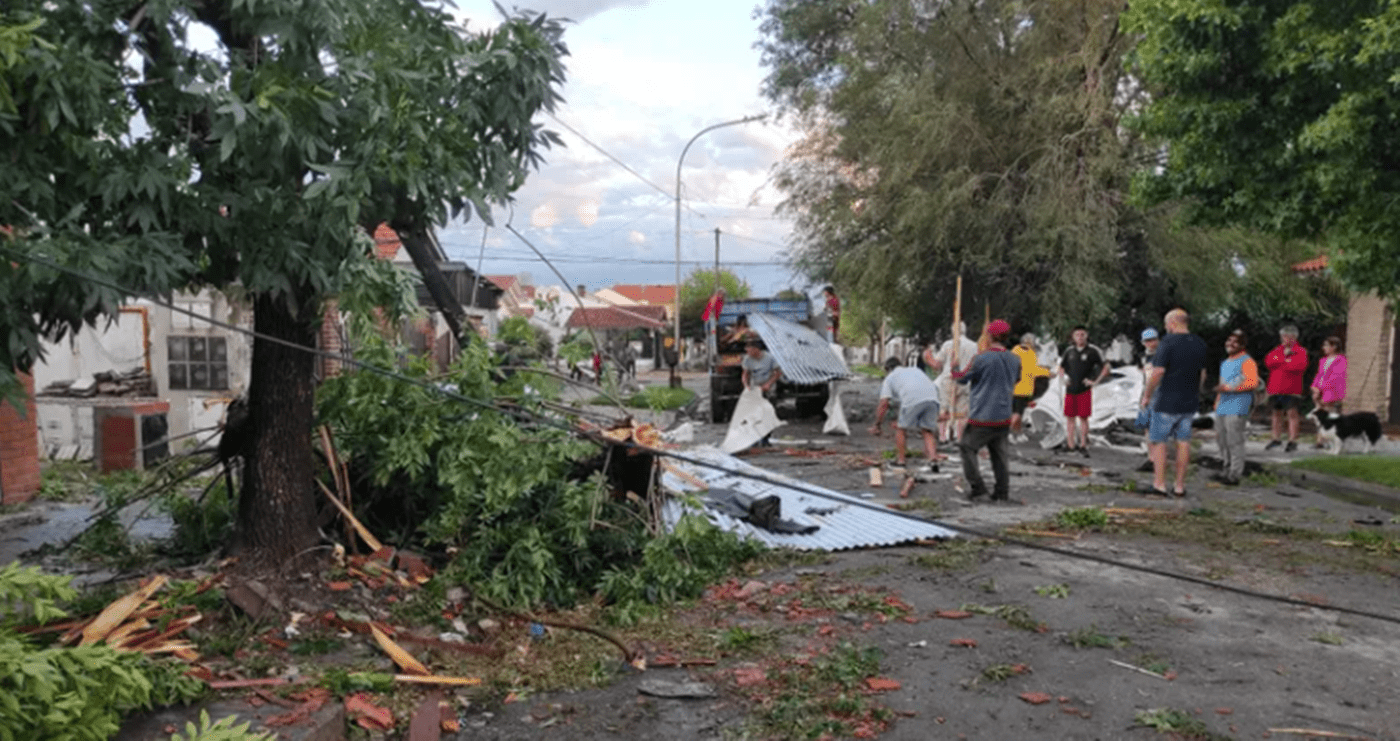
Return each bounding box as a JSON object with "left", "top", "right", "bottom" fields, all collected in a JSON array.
[{"left": 6, "top": 243, "right": 1398, "bottom": 628}]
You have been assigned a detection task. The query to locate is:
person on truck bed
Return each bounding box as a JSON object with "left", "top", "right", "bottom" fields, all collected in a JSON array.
[{"left": 722, "top": 314, "right": 754, "bottom": 346}]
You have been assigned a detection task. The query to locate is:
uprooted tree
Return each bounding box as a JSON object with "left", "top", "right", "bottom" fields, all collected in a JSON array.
[{"left": 0, "top": 0, "right": 567, "bottom": 567}]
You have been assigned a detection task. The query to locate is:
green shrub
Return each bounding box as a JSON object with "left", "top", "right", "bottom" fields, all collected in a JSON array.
[{"left": 626, "top": 386, "right": 695, "bottom": 411}]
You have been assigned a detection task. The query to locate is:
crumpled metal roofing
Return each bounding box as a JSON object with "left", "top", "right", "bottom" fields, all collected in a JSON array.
[
  {"left": 661, "top": 446, "right": 957, "bottom": 551},
  {"left": 747, "top": 313, "right": 851, "bottom": 385}
]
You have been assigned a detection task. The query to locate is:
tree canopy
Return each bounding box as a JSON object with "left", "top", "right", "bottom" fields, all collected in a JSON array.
[
  {"left": 755, "top": 0, "right": 1337, "bottom": 340},
  {"left": 1125, "top": 0, "right": 1400, "bottom": 298},
  {"left": 0, "top": 1, "right": 567, "bottom": 565},
  {"left": 678, "top": 268, "right": 750, "bottom": 337}
]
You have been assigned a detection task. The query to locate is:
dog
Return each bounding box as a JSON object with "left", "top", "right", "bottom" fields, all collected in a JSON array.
[{"left": 1308, "top": 409, "right": 1383, "bottom": 455}]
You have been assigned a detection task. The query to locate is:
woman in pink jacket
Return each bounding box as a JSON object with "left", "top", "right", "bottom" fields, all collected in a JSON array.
[{"left": 1310, "top": 336, "right": 1347, "bottom": 413}]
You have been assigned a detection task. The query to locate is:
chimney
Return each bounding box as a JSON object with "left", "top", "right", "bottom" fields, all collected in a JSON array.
[{"left": 576, "top": 284, "right": 586, "bottom": 297}]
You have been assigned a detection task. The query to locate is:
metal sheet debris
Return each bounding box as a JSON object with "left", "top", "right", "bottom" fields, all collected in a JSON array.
[
  {"left": 660, "top": 446, "right": 957, "bottom": 550},
  {"left": 747, "top": 313, "right": 851, "bottom": 386}
]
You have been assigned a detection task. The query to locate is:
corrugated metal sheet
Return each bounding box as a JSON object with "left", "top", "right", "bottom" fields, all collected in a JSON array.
[
  {"left": 661, "top": 447, "right": 957, "bottom": 551},
  {"left": 748, "top": 313, "right": 851, "bottom": 385}
]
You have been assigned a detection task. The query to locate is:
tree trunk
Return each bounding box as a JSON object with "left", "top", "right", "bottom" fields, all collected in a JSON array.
[{"left": 236, "top": 291, "right": 320, "bottom": 567}]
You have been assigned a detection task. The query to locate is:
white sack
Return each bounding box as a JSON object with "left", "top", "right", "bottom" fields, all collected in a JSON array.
[
  {"left": 822, "top": 381, "right": 850, "bottom": 436},
  {"left": 721, "top": 387, "right": 783, "bottom": 453}
]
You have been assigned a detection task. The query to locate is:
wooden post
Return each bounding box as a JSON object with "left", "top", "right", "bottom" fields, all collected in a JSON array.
[{"left": 950, "top": 275, "right": 962, "bottom": 424}]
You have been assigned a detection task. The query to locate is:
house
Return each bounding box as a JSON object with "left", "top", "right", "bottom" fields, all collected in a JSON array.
[
  {"left": 29, "top": 223, "right": 499, "bottom": 468},
  {"left": 485, "top": 273, "right": 537, "bottom": 320},
  {"left": 607, "top": 284, "right": 677, "bottom": 318},
  {"left": 564, "top": 305, "right": 669, "bottom": 368},
  {"left": 33, "top": 291, "right": 254, "bottom": 464},
  {"left": 374, "top": 224, "right": 503, "bottom": 347},
  {"left": 1292, "top": 255, "right": 1397, "bottom": 422}
]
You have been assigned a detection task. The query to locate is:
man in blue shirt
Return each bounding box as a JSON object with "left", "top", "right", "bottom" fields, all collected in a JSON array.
[
  {"left": 953, "top": 320, "right": 1021, "bottom": 502},
  {"left": 1213, "top": 330, "right": 1259, "bottom": 486},
  {"left": 1140, "top": 309, "right": 1208, "bottom": 497}
]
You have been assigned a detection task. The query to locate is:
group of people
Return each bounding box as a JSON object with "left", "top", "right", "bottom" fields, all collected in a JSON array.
[
  {"left": 871, "top": 311, "right": 1348, "bottom": 502},
  {"left": 872, "top": 319, "right": 1021, "bottom": 502}
]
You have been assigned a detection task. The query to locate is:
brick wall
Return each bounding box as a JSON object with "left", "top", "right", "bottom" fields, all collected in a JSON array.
[
  {"left": 1344, "top": 293, "right": 1392, "bottom": 421},
  {"left": 0, "top": 371, "right": 41, "bottom": 504}
]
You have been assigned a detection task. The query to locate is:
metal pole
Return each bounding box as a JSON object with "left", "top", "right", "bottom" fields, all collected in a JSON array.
[
  {"left": 710, "top": 227, "right": 721, "bottom": 371},
  {"left": 673, "top": 114, "right": 766, "bottom": 388}
]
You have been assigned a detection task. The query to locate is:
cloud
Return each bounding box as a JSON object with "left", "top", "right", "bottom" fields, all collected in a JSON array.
[{"left": 628, "top": 230, "right": 646, "bottom": 245}]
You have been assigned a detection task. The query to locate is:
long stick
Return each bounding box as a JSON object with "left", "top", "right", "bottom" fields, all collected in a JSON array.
[{"left": 950, "top": 275, "right": 962, "bottom": 422}]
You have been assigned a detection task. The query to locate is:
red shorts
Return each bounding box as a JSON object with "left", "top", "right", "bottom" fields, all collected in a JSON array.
[{"left": 1064, "top": 390, "right": 1093, "bottom": 418}]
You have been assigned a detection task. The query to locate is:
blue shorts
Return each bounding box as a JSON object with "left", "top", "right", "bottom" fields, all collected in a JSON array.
[
  {"left": 1149, "top": 411, "right": 1194, "bottom": 443},
  {"left": 897, "top": 400, "right": 941, "bottom": 431}
]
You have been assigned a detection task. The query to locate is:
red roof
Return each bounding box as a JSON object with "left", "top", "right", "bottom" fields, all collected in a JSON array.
[
  {"left": 486, "top": 274, "right": 518, "bottom": 291},
  {"left": 609, "top": 284, "right": 676, "bottom": 305},
  {"left": 565, "top": 305, "right": 667, "bottom": 330},
  {"left": 372, "top": 223, "right": 401, "bottom": 261},
  {"left": 1292, "top": 254, "right": 1328, "bottom": 274}
]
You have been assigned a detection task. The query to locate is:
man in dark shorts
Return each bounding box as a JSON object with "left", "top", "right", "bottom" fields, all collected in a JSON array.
[
  {"left": 1058, "top": 326, "right": 1107, "bottom": 457},
  {"left": 1264, "top": 324, "right": 1307, "bottom": 452},
  {"left": 1141, "top": 309, "right": 1208, "bottom": 497},
  {"left": 954, "top": 320, "right": 1021, "bottom": 502}
]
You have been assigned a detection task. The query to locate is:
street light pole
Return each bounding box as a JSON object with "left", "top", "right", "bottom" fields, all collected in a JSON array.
[{"left": 672, "top": 114, "right": 766, "bottom": 388}]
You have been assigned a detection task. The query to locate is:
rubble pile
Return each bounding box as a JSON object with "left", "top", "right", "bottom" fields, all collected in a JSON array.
[{"left": 41, "top": 366, "right": 157, "bottom": 397}]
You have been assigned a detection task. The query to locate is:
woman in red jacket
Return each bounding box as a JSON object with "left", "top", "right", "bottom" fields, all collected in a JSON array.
[{"left": 1264, "top": 324, "right": 1308, "bottom": 452}]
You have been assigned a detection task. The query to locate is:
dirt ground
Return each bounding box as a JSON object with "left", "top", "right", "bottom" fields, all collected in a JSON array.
[{"left": 452, "top": 377, "right": 1400, "bottom": 741}]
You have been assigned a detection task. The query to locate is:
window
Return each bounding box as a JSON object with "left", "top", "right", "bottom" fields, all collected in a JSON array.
[{"left": 168, "top": 336, "right": 229, "bottom": 390}]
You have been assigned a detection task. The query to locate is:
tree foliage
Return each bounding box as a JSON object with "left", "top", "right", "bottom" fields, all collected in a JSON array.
[
  {"left": 0, "top": 565, "right": 205, "bottom": 741},
  {"left": 756, "top": 0, "right": 1337, "bottom": 339},
  {"left": 678, "top": 268, "right": 751, "bottom": 338},
  {"left": 315, "top": 325, "right": 760, "bottom": 612},
  {"left": 1125, "top": 0, "right": 1400, "bottom": 298},
  {"left": 0, "top": 0, "right": 567, "bottom": 564}
]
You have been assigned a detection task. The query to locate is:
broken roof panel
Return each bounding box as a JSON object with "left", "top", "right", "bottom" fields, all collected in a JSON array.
[
  {"left": 661, "top": 446, "right": 956, "bottom": 550},
  {"left": 747, "top": 314, "right": 851, "bottom": 386}
]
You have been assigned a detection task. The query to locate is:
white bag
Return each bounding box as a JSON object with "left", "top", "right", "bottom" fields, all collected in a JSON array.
[
  {"left": 721, "top": 387, "right": 783, "bottom": 453},
  {"left": 822, "top": 381, "right": 850, "bottom": 436}
]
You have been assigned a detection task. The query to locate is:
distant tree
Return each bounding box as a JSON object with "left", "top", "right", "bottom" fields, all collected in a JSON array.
[
  {"left": 677, "top": 268, "right": 750, "bottom": 338},
  {"left": 0, "top": 1, "right": 567, "bottom": 568},
  {"left": 756, "top": 0, "right": 1328, "bottom": 339},
  {"left": 1124, "top": 1, "right": 1400, "bottom": 298},
  {"left": 774, "top": 288, "right": 806, "bottom": 301}
]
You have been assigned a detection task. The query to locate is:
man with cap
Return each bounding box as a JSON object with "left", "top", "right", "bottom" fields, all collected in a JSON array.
[
  {"left": 1136, "top": 328, "right": 1161, "bottom": 428},
  {"left": 869, "top": 357, "right": 942, "bottom": 474},
  {"left": 953, "top": 319, "right": 1021, "bottom": 502}
]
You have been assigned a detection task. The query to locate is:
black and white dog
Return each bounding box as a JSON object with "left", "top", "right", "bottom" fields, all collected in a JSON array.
[{"left": 1308, "top": 409, "right": 1383, "bottom": 455}]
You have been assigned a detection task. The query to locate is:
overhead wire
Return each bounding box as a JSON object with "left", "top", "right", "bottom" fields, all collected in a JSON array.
[{"left": 6, "top": 243, "right": 1398, "bottom": 628}]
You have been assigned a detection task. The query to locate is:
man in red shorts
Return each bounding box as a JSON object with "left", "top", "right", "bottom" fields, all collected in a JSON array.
[{"left": 1058, "top": 326, "right": 1107, "bottom": 457}]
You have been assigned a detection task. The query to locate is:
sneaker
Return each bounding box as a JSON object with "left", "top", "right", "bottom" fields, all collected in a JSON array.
[
  {"left": 1079, "top": 447, "right": 1091, "bottom": 458},
  {"left": 917, "top": 463, "right": 939, "bottom": 474},
  {"left": 1221, "top": 477, "right": 1241, "bottom": 487},
  {"left": 1285, "top": 441, "right": 1298, "bottom": 453},
  {"left": 1265, "top": 440, "right": 1282, "bottom": 451}
]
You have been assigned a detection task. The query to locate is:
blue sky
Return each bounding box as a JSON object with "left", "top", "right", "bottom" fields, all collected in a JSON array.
[{"left": 438, "top": 0, "right": 803, "bottom": 296}]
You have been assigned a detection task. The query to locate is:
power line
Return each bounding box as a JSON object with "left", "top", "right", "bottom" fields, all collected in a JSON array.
[{"left": 545, "top": 112, "right": 706, "bottom": 219}]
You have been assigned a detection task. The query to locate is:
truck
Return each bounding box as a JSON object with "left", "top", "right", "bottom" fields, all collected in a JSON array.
[{"left": 709, "top": 298, "right": 848, "bottom": 423}]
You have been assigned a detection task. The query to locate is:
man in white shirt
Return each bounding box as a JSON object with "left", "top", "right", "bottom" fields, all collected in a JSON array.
[
  {"left": 870, "top": 357, "right": 942, "bottom": 471},
  {"left": 924, "top": 322, "right": 978, "bottom": 443}
]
